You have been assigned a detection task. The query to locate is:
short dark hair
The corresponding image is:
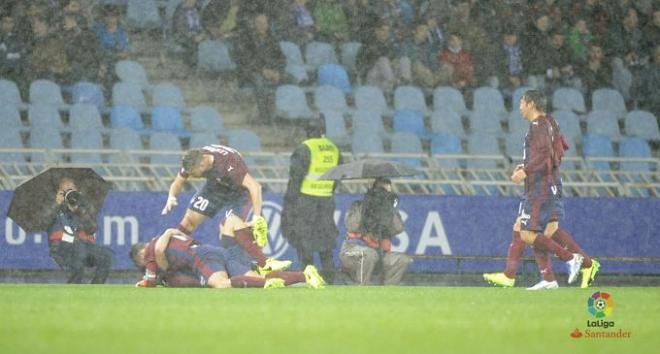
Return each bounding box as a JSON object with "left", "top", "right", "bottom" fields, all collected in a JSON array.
[
  {"left": 521, "top": 89, "right": 547, "bottom": 113},
  {"left": 129, "top": 242, "right": 146, "bottom": 271},
  {"left": 181, "top": 149, "right": 204, "bottom": 172},
  {"left": 372, "top": 177, "right": 392, "bottom": 190}
]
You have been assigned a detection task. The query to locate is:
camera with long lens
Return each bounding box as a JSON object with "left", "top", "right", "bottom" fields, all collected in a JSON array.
[{"left": 64, "top": 189, "right": 82, "bottom": 208}]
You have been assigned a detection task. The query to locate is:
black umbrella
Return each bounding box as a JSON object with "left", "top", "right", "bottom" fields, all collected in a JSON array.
[
  {"left": 7, "top": 167, "right": 112, "bottom": 232},
  {"left": 320, "top": 159, "right": 420, "bottom": 180}
]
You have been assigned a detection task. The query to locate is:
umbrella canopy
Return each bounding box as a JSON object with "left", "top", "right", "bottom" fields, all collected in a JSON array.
[
  {"left": 7, "top": 168, "right": 112, "bottom": 232},
  {"left": 320, "top": 159, "right": 420, "bottom": 180}
]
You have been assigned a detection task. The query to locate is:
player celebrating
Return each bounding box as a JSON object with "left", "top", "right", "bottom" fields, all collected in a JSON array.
[
  {"left": 484, "top": 90, "right": 596, "bottom": 289},
  {"left": 161, "top": 145, "right": 290, "bottom": 274}
]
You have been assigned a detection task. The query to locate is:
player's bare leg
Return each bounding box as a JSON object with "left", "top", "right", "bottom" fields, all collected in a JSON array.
[
  {"left": 521, "top": 225, "right": 583, "bottom": 284},
  {"left": 178, "top": 209, "right": 208, "bottom": 235},
  {"left": 207, "top": 271, "right": 232, "bottom": 288}
]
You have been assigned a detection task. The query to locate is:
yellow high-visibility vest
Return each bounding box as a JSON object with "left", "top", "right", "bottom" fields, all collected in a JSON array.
[{"left": 300, "top": 137, "right": 339, "bottom": 197}]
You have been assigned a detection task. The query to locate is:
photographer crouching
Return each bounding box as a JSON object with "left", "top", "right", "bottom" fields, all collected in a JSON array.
[{"left": 47, "top": 177, "right": 113, "bottom": 283}]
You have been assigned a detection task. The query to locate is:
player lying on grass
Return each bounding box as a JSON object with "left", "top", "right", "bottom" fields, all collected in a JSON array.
[{"left": 129, "top": 228, "right": 325, "bottom": 289}]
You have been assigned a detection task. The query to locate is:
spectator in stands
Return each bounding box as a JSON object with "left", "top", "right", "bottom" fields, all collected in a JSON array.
[
  {"left": 312, "top": 0, "right": 350, "bottom": 43},
  {"left": 423, "top": 15, "right": 445, "bottom": 55},
  {"left": 356, "top": 20, "right": 409, "bottom": 92},
  {"left": 373, "top": 0, "right": 416, "bottom": 34},
  {"left": 641, "top": 9, "right": 660, "bottom": 58},
  {"left": 285, "top": 0, "right": 316, "bottom": 45},
  {"left": 339, "top": 178, "right": 412, "bottom": 285},
  {"left": 579, "top": 43, "right": 611, "bottom": 92},
  {"left": 547, "top": 31, "right": 583, "bottom": 93},
  {"left": 234, "top": 13, "right": 287, "bottom": 123},
  {"left": 47, "top": 177, "right": 113, "bottom": 284},
  {"left": 62, "top": 0, "right": 89, "bottom": 29},
  {"left": 282, "top": 118, "right": 340, "bottom": 284},
  {"left": 202, "top": 0, "right": 241, "bottom": 41},
  {"left": 93, "top": 5, "right": 130, "bottom": 62},
  {"left": 568, "top": 0, "right": 612, "bottom": 40},
  {"left": 173, "top": 0, "right": 206, "bottom": 67},
  {"left": 606, "top": 7, "right": 644, "bottom": 67},
  {"left": 567, "top": 18, "right": 594, "bottom": 63},
  {"left": 0, "top": 12, "right": 27, "bottom": 84},
  {"left": 27, "top": 17, "right": 71, "bottom": 83},
  {"left": 530, "top": 0, "right": 563, "bottom": 28},
  {"left": 399, "top": 22, "right": 449, "bottom": 88},
  {"left": 636, "top": 45, "right": 660, "bottom": 115},
  {"left": 344, "top": 0, "right": 374, "bottom": 43},
  {"left": 521, "top": 13, "right": 553, "bottom": 89},
  {"left": 62, "top": 12, "right": 104, "bottom": 84},
  {"left": 438, "top": 32, "right": 475, "bottom": 90},
  {"left": 496, "top": 29, "right": 524, "bottom": 98}
]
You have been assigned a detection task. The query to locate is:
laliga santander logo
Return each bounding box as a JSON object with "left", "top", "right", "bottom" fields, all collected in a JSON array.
[
  {"left": 588, "top": 291, "right": 614, "bottom": 318},
  {"left": 248, "top": 201, "right": 291, "bottom": 259}
]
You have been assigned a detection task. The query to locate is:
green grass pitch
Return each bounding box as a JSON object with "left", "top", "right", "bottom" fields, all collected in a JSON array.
[{"left": 1, "top": 284, "right": 658, "bottom": 354}]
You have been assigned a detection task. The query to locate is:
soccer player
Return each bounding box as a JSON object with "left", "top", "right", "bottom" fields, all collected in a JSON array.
[
  {"left": 130, "top": 228, "right": 325, "bottom": 289},
  {"left": 483, "top": 89, "right": 598, "bottom": 289},
  {"left": 161, "top": 145, "right": 291, "bottom": 274}
]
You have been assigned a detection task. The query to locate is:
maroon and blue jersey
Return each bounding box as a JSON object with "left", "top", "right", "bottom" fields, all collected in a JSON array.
[
  {"left": 179, "top": 144, "right": 249, "bottom": 192},
  {"left": 522, "top": 115, "right": 563, "bottom": 200}
]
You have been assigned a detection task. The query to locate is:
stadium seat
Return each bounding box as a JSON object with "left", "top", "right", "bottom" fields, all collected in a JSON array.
[
  {"left": 586, "top": 110, "right": 621, "bottom": 141},
  {"left": 70, "top": 129, "right": 104, "bottom": 164},
  {"left": 431, "top": 107, "right": 465, "bottom": 138},
  {"left": 109, "top": 127, "right": 143, "bottom": 163},
  {"left": 469, "top": 110, "right": 504, "bottom": 136},
  {"left": 69, "top": 104, "right": 104, "bottom": 132},
  {"left": 390, "top": 132, "right": 423, "bottom": 167},
  {"left": 552, "top": 110, "right": 582, "bottom": 141},
  {"left": 0, "top": 79, "right": 24, "bottom": 107},
  {"left": 29, "top": 80, "right": 66, "bottom": 108},
  {"left": 314, "top": 85, "right": 349, "bottom": 113},
  {"left": 352, "top": 109, "right": 388, "bottom": 139},
  {"left": 110, "top": 105, "right": 145, "bottom": 132},
  {"left": 467, "top": 133, "right": 500, "bottom": 168},
  {"left": 511, "top": 86, "right": 531, "bottom": 109},
  {"left": 279, "top": 41, "right": 308, "bottom": 83},
  {"left": 197, "top": 40, "right": 236, "bottom": 72},
  {"left": 582, "top": 133, "right": 615, "bottom": 175},
  {"left": 322, "top": 110, "right": 350, "bottom": 146},
  {"left": 149, "top": 132, "right": 183, "bottom": 169},
  {"left": 351, "top": 131, "right": 384, "bottom": 155},
  {"left": 0, "top": 125, "right": 26, "bottom": 164},
  {"left": 619, "top": 137, "right": 652, "bottom": 172},
  {"left": 71, "top": 82, "right": 106, "bottom": 114},
  {"left": 189, "top": 105, "right": 224, "bottom": 135},
  {"left": 393, "top": 109, "right": 431, "bottom": 139},
  {"left": 304, "top": 41, "right": 338, "bottom": 71},
  {"left": 0, "top": 105, "right": 23, "bottom": 131},
  {"left": 354, "top": 86, "right": 389, "bottom": 116},
  {"left": 472, "top": 86, "right": 506, "bottom": 120},
  {"left": 339, "top": 41, "right": 362, "bottom": 73},
  {"left": 152, "top": 82, "right": 185, "bottom": 109},
  {"left": 430, "top": 132, "right": 464, "bottom": 194},
  {"left": 624, "top": 110, "right": 660, "bottom": 141},
  {"left": 552, "top": 87, "right": 586, "bottom": 113},
  {"left": 29, "top": 127, "right": 64, "bottom": 163},
  {"left": 115, "top": 60, "right": 150, "bottom": 88},
  {"left": 317, "top": 64, "right": 352, "bottom": 93},
  {"left": 28, "top": 104, "right": 63, "bottom": 129},
  {"left": 151, "top": 106, "right": 189, "bottom": 138},
  {"left": 126, "top": 0, "right": 162, "bottom": 30},
  {"left": 433, "top": 86, "right": 468, "bottom": 117},
  {"left": 507, "top": 110, "right": 527, "bottom": 137},
  {"left": 431, "top": 133, "right": 463, "bottom": 160},
  {"left": 592, "top": 88, "right": 627, "bottom": 119},
  {"left": 275, "top": 85, "right": 314, "bottom": 120},
  {"left": 112, "top": 82, "right": 147, "bottom": 112},
  {"left": 227, "top": 128, "right": 261, "bottom": 152},
  {"left": 394, "top": 85, "right": 428, "bottom": 114},
  {"left": 189, "top": 132, "right": 220, "bottom": 148}
]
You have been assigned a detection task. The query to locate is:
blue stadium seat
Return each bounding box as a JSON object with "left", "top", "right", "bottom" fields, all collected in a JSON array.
[
  {"left": 625, "top": 110, "right": 660, "bottom": 141},
  {"left": 0, "top": 125, "right": 26, "bottom": 164},
  {"left": 28, "top": 104, "right": 63, "bottom": 129},
  {"left": 227, "top": 129, "right": 261, "bottom": 152},
  {"left": 430, "top": 132, "right": 463, "bottom": 194},
  {"left": 351, "top": 131, "right": 384, "bottom": 155},
  {"left": 472, "top": 86, "right": 506, "bottom": 120},
  {"left": 354, "top": 86, "right": 389, "bottom": 116},
  {"left": 552, "top": 87, "right": 586, "bottom": 113},
  {"left": 507, "top": 110, "right": 527, "bottom": 137},
  {"left": 433, "top": 86, "right": 467, "bottom": 117},
  {"left": 582, "top": 133, "right": 615, "bottom": 178},
  {"left": 279, "top": 41, "right": 308, "bottom": 83},
  {"left": 198, "top": 40, "right": 236, "bottom": 72},
  {"left": 0, "top": 79, "right": 24, "bottom": 107},
  {"left": 189, "top": 132, "right": 220, "bottom": 148},
  {"left": 115, "top": 60, "right": 150, "bottom": 88},
  {"left": 29, "top": 127, "right": 63, "bottom": 163},
  {"left": 504, "top": 133, "right": 523, "bottom": 159},
  {"left": 352, "top": 109, "right": 388, "bottom": 139},
  {"left": 619, "top": 137, "right": 652, "bottom": 172},
  {"left": 126, "top": 0, "right": 162, "bottom": 30},
  {"left": 314, "top": 85, "right": 348, "bottom": 113},
  {"left": 110, "top": 105, "right": 145, "bottom": 132},
  {"left": 151, "top": 106, "right": 189, "bottom": 137},
  {"left": 431, "top": 107, "right": 465, "bottom": 137},
  {"left": 69, "top": 104, "right": 104, "bottom": 132},
  {"left": 469, "top": 110, "right": 504, "bottom": 136},
  {"left": 71, "top": 82, "right": 106, "bottom": 114},
  {"left": 552, "top": 110, "right": 582, "bottom": 141},
  {"left": 394, "top": 85, "right": 428, "bottom": 114},
  {"left": 339, "top": 41, "right": 362, "bottom": 73},
  {"left": 511, "top": 86, "right": 531, "bottom": 109},
  {"left": 431, "top": 133, "right": 462, "bottom": 159},
  {"left": 592, "top": 88, "right": 627, "bottom": 119},
  {"left": 390, "top": 132, "right": 423, "bottom": 167},
  {"left": 29, "top": 80, "right": 66, "bottom": 108},
  {"left": 586, "top": 110, "right": 621, "bottom": 141},
  {"left": 317, "top": 64, "right": 351, "bottom": 93},
  {"left": 304, "top": 41, "right": 338, "bottom": 71},
  {"left": 0, "top": 105, "right": 23, "bottom": 131},
  {"left": 149, "top": 132, "right": 183, "bottom": 170},
  {"left": 112, "top": 82, "right": 147, "bottom": 111},
  {"left": 467, "top": 133, "right": 500, "bottom": 168},
  {"left": 190, "top": 105, "right": 224, "bottom": 135},
  {"left": 152, "top": 82, "right": 185, "bottom": 109},
  {"left": 322, "top": 110, "right": 350, "bottom": 146},
  {"left": 275, "top": 85, "right": 314, "bottom": 120},
  {"left": 109, "top": 127, "right": 143, "bottom": 164},
  {"left": 70, "top": 129, "right": 104, "bottom": 164},
  {"left": 393, "top": 109, "right": 431, "bottom": 139}
]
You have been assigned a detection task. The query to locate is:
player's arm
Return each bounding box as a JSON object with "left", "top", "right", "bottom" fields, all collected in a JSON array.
[
  {"left": 242, "top": 173, "right": 262, "bottom": 218},
  {"left": 161, "top": 173, "right": 187, "bottom": 215},
  {"left": 153, "top": 228, "right": 186, "bottom": 271},
  {"left": 522, "top": 122, "right": 552, "bottom": 176}
]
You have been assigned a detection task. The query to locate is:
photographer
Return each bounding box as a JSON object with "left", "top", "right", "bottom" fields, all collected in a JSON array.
[
  {"left": 47, "top": 177, "right": 113, "bottom": 283},
  {"left": 339, "top": 178, "right": 412, "bottom": 285}
]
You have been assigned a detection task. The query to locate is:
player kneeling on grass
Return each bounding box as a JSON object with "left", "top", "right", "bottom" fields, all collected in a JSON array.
[{"left": 130, "top": 228, "right": 325, "bottom": 289}]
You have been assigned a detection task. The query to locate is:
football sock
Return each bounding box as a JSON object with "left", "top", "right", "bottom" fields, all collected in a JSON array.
[
  {"left": 230, "top": 275, "right": 266, "bottom": 288},
  {"left": 533, "top": 246, "right": 555, "bottom": 281},
  {"left": 532, "top": 234, "right": 573, "bottom": 261},
  {"left": 552, "top": 228, "right": 592, "bottom": 268},
  {"left": 266, "top": 271, "right": 305, "bottom": 285},
  {"left": 234, "top": 227, "right": 268, "bottom": 267},
  {"left": 504, "top": 231, "right": 525, "bottom": 279},
  {"left": 177, "top": 224, "right": 192, "bottom": 236}
]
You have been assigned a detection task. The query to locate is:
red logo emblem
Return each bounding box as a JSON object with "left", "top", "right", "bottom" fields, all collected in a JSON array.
[{"left": 570, "top": 328, "right": 583, "bottom": 339}]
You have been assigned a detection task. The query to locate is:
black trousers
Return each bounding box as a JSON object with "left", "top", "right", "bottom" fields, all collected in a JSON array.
[
  {"left": 50, "top": 241, "right": 114, "bottom": 284},
  {"left": 297, "top": 247, "right": 335, "bottom": 285}
]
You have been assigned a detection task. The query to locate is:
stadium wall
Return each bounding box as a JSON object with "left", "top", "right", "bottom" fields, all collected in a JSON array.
[{"left": 1, "top": 192, "right": 659, "bottom": 274}]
